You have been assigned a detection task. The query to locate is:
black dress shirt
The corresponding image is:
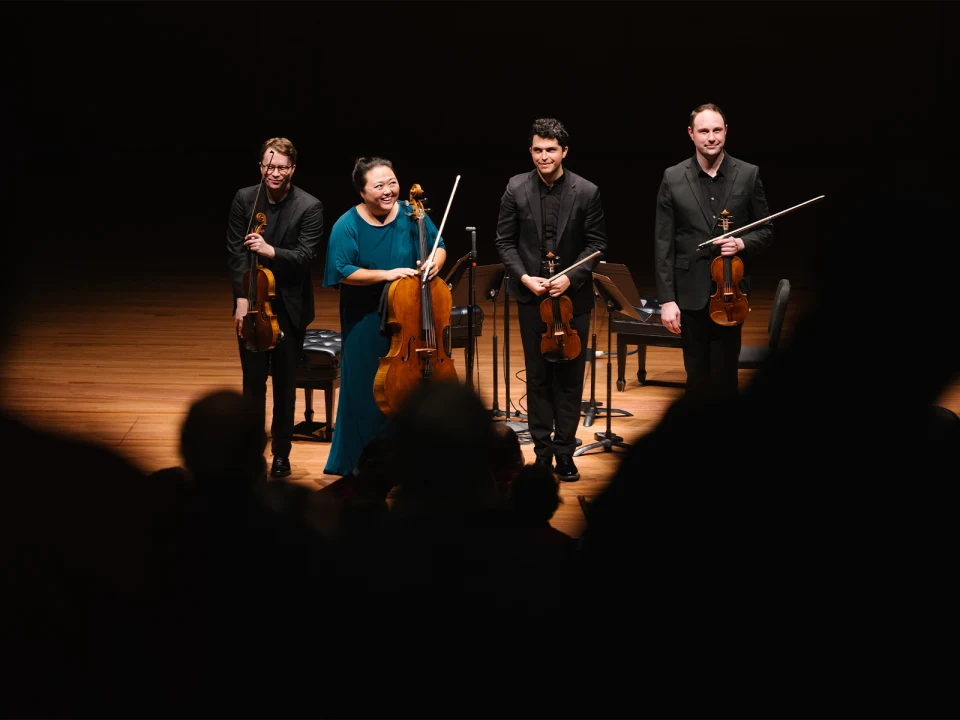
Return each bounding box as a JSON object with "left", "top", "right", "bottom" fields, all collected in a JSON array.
[
  {"left": 538, "top": 171, "right": 566, "bottom": 260},
  {"left": 697, "top": 154, "right": 729, "bottom": 229}
]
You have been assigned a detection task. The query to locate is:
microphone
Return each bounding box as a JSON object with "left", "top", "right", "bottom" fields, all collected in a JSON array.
[{"left": 466, "top": 226, "right": 477, "bottom": 259}]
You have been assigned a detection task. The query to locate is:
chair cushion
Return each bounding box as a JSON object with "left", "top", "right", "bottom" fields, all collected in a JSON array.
[{"left": 302, "top": 329, "right": 342, "bottom": 368}]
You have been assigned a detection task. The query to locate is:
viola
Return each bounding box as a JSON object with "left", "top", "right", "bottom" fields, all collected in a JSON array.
[
  {"left": 708, "top": 209, "right": 750, "bottom": 326},
  {"left": 538, "top": 252, "right": 581, "bottom": 363},
  {"left": 240, "top": 188, "right": 282, "bottom": 351},
  {"left": 373, "top": 180, "right": 460, "bottom": 416}
]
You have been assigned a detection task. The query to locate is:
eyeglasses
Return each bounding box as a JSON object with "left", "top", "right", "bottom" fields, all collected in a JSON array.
[{"left": 260, "top": 163, "right": 294, "bottom": 175}]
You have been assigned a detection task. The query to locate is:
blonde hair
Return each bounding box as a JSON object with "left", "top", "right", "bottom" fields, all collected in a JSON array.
[{"left": 259, "top": 137, "right": 297, "bottom": 165}]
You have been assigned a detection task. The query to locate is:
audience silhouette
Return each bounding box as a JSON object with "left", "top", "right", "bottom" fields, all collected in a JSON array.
[
  {"left": 571, "top": 187, "right": 959, "bottom": 715},
  {"left": 490, "top": 420, "right": 525, "bottom": 502},
  {"left": 3, "top": 187, "right": 956, "bottom": 716}
]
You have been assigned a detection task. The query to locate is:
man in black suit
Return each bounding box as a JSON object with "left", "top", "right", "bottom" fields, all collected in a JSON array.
[
  {"left": 227, "top": 137, "right": 324, "bottom": 479},
  {"left": 655, "top": 103, "right": 773, "bottom": 406},
  {"left": 495, "top": 118, "right": 607, "bottom": 482}
]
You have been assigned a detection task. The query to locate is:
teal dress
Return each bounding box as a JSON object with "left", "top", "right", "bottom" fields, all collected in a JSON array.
[{"left": 323, "top": 206, "right": 445, "bottom": 476}]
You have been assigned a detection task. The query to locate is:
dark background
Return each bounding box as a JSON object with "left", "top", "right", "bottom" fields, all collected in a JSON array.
[{"left": 17, "top": 0, "right": 951, "bottom": 297}]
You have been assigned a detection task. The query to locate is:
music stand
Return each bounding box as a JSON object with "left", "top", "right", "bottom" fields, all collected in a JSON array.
[
  {"left": 574, "top": 272, "right": 640, "bottom": 457},
  {"left": 444, "top": 252, "right": 471, "bottom": 291}
]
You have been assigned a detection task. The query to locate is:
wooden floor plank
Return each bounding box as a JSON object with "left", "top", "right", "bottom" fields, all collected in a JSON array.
[{"left": 2, "top": 272, "right": 957, "bottom": 540}]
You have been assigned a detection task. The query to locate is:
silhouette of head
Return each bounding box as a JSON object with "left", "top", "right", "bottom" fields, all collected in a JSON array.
[
  {"left": 511, "top": 463, "right": 563, "bottom": 526},
  {"left": 180, "top": 389, "right": 266, "bottom": 488},
  {"left": 390, "top": 381, "right": 497, "bottom": 508}
]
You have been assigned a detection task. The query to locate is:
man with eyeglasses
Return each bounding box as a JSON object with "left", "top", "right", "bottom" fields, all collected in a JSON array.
[{"left": 227, "top": 137, "right": 324, "bottom": 479}]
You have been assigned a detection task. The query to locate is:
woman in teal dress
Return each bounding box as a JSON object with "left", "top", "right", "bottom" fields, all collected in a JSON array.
[{"left": 323, "top": 157, "right": 446, "bottom": 477}]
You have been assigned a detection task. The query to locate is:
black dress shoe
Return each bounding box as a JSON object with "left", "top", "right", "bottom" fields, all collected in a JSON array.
[
  {"left": 270, "top": 456, "right": 292, "bottom": 479},
  {"left": 554, "top": 454, "right": 580, "bottom": 482}
]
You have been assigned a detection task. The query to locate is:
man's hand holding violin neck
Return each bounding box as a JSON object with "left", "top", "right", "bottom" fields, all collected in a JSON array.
[
  {"left": 712, "top": 235, "right": 744, "bottom": 256},
  {"left": 540, "top": 273, "right": 571, "bottom": 297},
  {"left": 522, "top": 274, "right": 550, "bottom": 297},
  {"left": 244, "top": 232, "right": 276, "bottom": 258}
]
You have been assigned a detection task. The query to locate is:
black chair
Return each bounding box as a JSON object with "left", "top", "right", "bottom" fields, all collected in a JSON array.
[
  {"left": 268, "top": 328, "right": 342, "bottom": 441},
  {"left": 738, "top": 278, "right": 790, "bottom": 369}
]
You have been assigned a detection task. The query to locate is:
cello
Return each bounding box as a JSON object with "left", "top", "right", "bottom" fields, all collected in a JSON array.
[
  {"left": 373, "top": 178, "right": 461, "bottom": 416},
  {"left": 240, "top": 153, "right": 282, "bottom": 352}
]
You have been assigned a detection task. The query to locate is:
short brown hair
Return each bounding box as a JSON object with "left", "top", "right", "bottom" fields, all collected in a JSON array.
[
  {"left": 689, "top": 103, "right": 727, "bottom": 128},
  {"left": 259, "top": 137, "right": 297, "bottom": 166}
]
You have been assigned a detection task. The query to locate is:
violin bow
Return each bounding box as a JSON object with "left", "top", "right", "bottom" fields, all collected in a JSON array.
[
  {"left": 421, "top": 174, "right": 461, "bottom": 284},
  {"left": 245, "top": 150, "right": 274, "bottom": 236},
  {"left": 696, "top": 194, "right": 825, "bottom": 249},
  {"left": 541, "top": 250, "right": 603, "bottom": 286}
]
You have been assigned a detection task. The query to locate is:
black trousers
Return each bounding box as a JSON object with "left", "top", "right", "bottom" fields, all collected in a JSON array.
[
  {"left": 516, "top": 300, "right": 591, "bottom": 460},
  {"left": 679, "top": 303, "right": 741, "bottom": 407},
  {"left": 238, "top": 307, "right": 304, "bottom": 458}
]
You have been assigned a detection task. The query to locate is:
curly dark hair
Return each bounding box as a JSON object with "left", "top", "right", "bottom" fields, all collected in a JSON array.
[{"left": 529, "top": 118, "right": 569, "bottom": 148}]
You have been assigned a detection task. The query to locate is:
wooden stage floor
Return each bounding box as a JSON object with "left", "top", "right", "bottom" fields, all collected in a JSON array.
[{"left": 3, "top": 271, "right": 958, "bottom": 539}]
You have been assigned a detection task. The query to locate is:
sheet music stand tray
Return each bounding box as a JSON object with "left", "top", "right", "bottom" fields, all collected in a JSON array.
[
  {"left": 574, "top": 272, "right": 639, "bottom": 457},
  {"left": 444, "top": 253, "right": 471, "bottom": 297}
]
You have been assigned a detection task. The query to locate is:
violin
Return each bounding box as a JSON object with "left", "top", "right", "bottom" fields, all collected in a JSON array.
[
  {"left": 539, "top": 252, "right": 581, "bottom": 363},
  {"left": 373, "top": 181, "right": 459, "bottom": 416},
  {"left": 708, "top": 209, "right": 750, "bottom": 326},
  {"left": 240, "top": 154, "right": 282, "bottom": 352}
]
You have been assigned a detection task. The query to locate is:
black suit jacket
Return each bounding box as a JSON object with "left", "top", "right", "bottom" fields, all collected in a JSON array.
[
  {"left": 654, "top": 154, "right": 773, "bottom": 311},
  {"left": 495, "top": 169, "right": 607, "bottom": 315},
  {"left": 227, "top": 184, "right": 324, "bottom": 331}
]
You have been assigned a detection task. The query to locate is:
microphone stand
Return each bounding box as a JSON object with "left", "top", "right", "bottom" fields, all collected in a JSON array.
[
  {"left": 490, "top": 283, "right": 504, "bottom": 418},
  {"left": 501, "top": 271, "right": 528, "bottom": 430},
  {"left": 581, "top": 286, "right": 602, "bottom": 427},
  {"left": 465, "top": 227, "right": 477, "bottom": 389},
  {"left": 475, "top": 263, "right": 506, "bottom": 420}
]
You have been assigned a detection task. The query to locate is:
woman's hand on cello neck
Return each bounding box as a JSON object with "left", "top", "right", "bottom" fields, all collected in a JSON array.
[{"left": 417, "top": 259, "right": 441, "bottom": 281}]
